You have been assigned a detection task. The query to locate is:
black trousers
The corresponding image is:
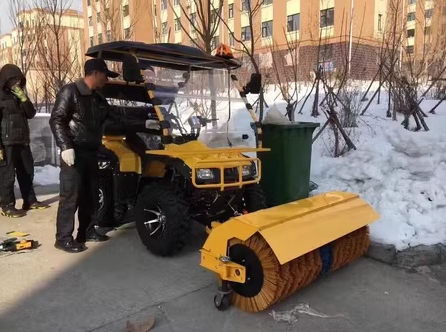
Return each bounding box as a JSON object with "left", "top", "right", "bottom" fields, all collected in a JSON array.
[
  {"left": 56, "top": 150, "right": 99, "bottom": 242},
  {"left": 0, "top": 145, "right": 37, "bottom": 209}
]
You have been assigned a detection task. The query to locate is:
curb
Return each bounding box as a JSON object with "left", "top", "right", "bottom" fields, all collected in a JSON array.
[{"left": 366, "top": 241, "right": 446, "bottom": 268}]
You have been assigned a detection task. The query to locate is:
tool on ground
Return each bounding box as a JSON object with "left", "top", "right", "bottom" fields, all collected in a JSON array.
[
  {"left": 6, "top": 231, "right": 30, "bottom": 237},
  {"left": 0, "top": 237, "right": 39, "bottom": 252},
  {"left": 200, "top": 191, "right": 380, "bottom": 312}
]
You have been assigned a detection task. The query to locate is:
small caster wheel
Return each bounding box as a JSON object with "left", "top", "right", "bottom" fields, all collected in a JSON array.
[{"left": 214, "top": 294, "right": 230, "bottom": 311}]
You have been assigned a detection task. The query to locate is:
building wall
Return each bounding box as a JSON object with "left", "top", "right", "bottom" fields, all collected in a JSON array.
[{"left": 80, "top": 0, "right": 446, "bottom": 81}]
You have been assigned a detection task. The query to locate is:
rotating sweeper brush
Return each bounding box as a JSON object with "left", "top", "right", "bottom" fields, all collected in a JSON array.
[{"left": 200, "top": 191, "right": 380, "bottom": 312}]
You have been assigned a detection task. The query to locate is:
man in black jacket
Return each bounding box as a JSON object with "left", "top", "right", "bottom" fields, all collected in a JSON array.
[
  {"left": 50, "top": 58, "right": 159, "bottom": 253},
  {"left": 0, "top": 64, "right": 49, "bottom": 218}
]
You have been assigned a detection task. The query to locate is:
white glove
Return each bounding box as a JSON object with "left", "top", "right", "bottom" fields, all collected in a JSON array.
[
  {"left": 61, "top": 149, "right": 75, "bottom": 166},
  {"left": 145, "top": 119, "right": 160, "bottom": 130}
]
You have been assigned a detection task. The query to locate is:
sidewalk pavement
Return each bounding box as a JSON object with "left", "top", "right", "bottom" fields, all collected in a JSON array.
[{"left": 0, "top": 187, "right": 445, "bottom": 332}]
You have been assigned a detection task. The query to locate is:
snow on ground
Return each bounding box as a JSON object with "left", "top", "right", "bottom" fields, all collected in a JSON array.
[
  {"left": 201, "top": 82, "right": 446, "bottom": 251},
  {"left": 312, "top": 119, "right": 446, "bottom": 250},
  {"left": 29, "top": 81, "right": 446, "bottom": 250},
  {"left": 33, "top": 165, "right": 60, "bottom": 186}
]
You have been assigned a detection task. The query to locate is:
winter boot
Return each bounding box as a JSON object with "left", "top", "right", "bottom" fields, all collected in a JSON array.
[
  {"left": 1, "top": 206, "right": 26, "bottom": 218},
  {"left": 22, "top": 201, "right": 50, "bottom": 211}
]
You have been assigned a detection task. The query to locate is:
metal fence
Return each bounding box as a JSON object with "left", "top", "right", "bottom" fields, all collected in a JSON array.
[{"left": 28, "top": 114, "right": 60, "bottom": 167}]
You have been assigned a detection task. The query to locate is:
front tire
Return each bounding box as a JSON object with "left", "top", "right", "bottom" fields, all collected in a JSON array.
[
  {"left": 134, "top": 181, "right": 191, "bottom": 256},
  {"left": 243, "top": 183, "right": 267, "bottom": 212}
]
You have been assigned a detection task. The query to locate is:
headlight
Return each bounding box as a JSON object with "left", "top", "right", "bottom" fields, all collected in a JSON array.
[
  {"left": 196, "top": 168, "right": 214, "bottom": 180},
  {"left": 242, "top": 165, "right": 251, "bottom": 176},
  {"left": 98, "top": 161, "right": 111, "bottom": 169},
  {"left": 242, "top": 162, "right": 257, "bottom": 177}
]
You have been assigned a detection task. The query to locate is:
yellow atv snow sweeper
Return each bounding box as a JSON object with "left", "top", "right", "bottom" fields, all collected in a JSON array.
[
  {"left": 85, "top": 41, "right": 380, "bottom": 313},
  {"left": 86, "top": 41, "right": 270, "bottom": 257}
]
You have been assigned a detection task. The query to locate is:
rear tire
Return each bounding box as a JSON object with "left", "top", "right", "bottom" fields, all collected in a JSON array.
[
  {"left": 244, "top": 183, "right": 267, "bottom": 212},
  {"left": 94, "top": 173, "right": 128, "bottom": 228},
  {"left": 134, "top": 181, "right": 191, "bottom": 256}
]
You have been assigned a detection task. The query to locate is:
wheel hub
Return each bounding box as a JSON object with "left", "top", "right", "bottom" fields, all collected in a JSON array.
[
  {"left": 228, "top": 244, "right": 264, "bottom": 298},
  {"left": 98, "top": 189, "right": 104, "bottom": 210},
  {"left": 143, "top": 207, "right": 166, "bottom": 238}
]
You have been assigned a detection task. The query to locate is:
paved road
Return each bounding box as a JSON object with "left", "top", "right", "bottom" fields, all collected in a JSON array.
[{"left": 0, "top": 187, "right": 445, "bottom": 332}]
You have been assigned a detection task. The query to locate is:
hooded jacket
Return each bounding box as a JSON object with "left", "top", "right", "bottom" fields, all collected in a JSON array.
[{"left": 0, "top": 64, "right": 36, "bottom": 148}]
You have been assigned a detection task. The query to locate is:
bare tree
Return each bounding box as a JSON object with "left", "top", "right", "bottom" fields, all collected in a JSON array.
[
  {"left": 269, "top": 29, "right": 302, "bottom": 121},
  {"left": 215, "top": 0, "right": 267, "bottom": 121},
  {"left": 90, "top": 0, "right": 149, "bottom": 42},
  {"left": 34, "top": 0, "right": 83, "bottom": 109},
  {"left": 8, "top": 0, "right": 43, "bottom": 76},
  {"left": 88, "top": 0, "right": 149, "bottom": 75},
  {"left": 168, "top": 0, "right": 224, "bottom": 126}
]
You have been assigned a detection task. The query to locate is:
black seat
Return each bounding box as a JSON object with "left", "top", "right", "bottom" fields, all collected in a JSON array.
[{"left": 122, "top": 54, "right": 145, "bottom": 84}]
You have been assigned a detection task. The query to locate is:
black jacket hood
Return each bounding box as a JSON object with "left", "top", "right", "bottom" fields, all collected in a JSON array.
[{"left": 0, "top": 64, "right": 26, "bottom": 91}]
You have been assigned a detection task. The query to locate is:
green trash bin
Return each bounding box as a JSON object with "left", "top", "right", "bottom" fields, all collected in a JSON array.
[{"left": 257, "top": 122, "right": 320, "bottom": 207}]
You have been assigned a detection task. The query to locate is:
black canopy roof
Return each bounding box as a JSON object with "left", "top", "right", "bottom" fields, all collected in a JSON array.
[{"left": 85, "top": 41, "right": 241, "bottom": 71}]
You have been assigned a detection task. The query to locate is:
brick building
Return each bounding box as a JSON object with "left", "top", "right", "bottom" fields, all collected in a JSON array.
[
  {"left": 81, "top": 0, "right": 445, "bottom": 81},
  {"left": 0, "top": 8, "right": 84, "bottom": 104}
]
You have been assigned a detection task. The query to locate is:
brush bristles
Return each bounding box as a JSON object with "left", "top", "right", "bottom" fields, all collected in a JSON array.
[{"left": 228, "top": 226, "right": 370, "bottom": 313}]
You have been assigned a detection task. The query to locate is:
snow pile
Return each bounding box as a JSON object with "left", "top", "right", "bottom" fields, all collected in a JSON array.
[
  {"left": 312, "top": 122, "right": 446, "bottom": 250},
  {"left": 33, "top": 165, "right": 60, "bottom": 186}
]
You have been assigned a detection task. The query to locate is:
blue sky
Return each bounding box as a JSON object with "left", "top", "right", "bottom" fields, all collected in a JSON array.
[{"left": 0, "top": 0, "right": 83, "bottom": 35}]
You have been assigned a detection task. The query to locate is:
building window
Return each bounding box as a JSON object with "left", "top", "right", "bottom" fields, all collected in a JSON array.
[
  {"left": 98, "top": 33, "right": 103, "bottom": 44},
  {"left": 425, "top": 8, "right": 433, "bottom": 18},
  {"left": 191, "top": 13, "right": 197, "bottom": 27},
  {"left": 211, "top": 36, "right": 219, "bottom": 49},
  {"left": 425, "top": 26, "right": 431, "bottom": 35},
  {"left": 241, "top": 0, "right": 250, "bottom": 12},
  {"left": 263, "top": 0, "right": 273, "bottom": 5},
  {"left": 123, "top": 4, "right": 129, "bottom": 17},
  {"left": 87, "top": 0, "right": 91, "bottom": 6},
  {"left": 229, "top": 33, "right": 234, "bottom": 46},
  {"left": 174, "top": 0, "right": 180, "bottom": 6},
  {"left": 161, "top": 0, "right": 167, "bottom": 11},
  {"left": 90, "top": 36, "right": 94, "bottom": 47},
  {"left": 229, "top": 4, "right": 234, "bottom": 18},
  {"left": 378, "top": 14, "right": 382, "bottom": 31},
  {"left": 175, "top": 19, "right": 181, "bottom": 31},
  {"left": 211, "top": 9, "right": 219, "bottom": 24},
  {"left": 106, "top": 30, "right": 112, "bottom": 41},
  {"left": 407, "top": 28, "right": 415, "bottom": 38},
  {"left": 105, "top": 8, "right": 110, "bottom": 19},
  {"left": 319, "top": 43, "right": 333, "bottom": 60},
  {"left": 88, "top": 16, "right": 93, "bottom": 26},
  {"left": 287, "top": 14, "right": 300, "bottom": 32},
  {"left": 320, "top": 8, "right": 334, "bottom": 27},
  {"left": 407, "top": 12, "right": 415, "bottom": 21},
  {"left": 406, "top": 45, "right": 414, "bottom": 53},
  {"left": 124, "top": 28, "right": 131, "bottom": 39},
  {"left": 241, "top": 26, "right": 251, "bottom": 41},
  {"left": 162, "top": 22, "right": 168, "bottom": 35},
  {"left": 96, "top": 12, "right": 101, "bottom": 23},
  {"left": 408, "top": 0, "right": 415, "bottom": 4},
  {"left": 262, "top": 20, "right": 273, "bottom": 37}
]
